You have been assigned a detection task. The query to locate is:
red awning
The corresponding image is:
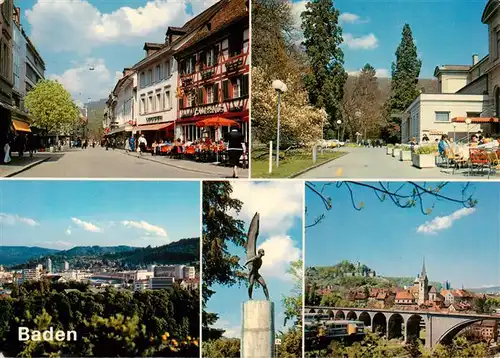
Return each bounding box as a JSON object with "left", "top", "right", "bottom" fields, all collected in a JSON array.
[
  {"left": 452, "top": 117, "right": 499, "bottom": 123},
  {"left": 135, "top": 122, "right": 174, "bottom": 131}
]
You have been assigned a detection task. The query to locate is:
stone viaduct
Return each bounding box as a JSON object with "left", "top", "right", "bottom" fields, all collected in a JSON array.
[{"left": 305, "top": 306, "right": 500, "bottom": 348}]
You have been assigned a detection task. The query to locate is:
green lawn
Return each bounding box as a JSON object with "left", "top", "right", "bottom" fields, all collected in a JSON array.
[{"left": 251, "top": 149, "right": 346, "bottom": 178}]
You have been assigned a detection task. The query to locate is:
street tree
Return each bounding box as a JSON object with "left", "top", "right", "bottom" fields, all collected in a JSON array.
[
  {"left": 384, "top": 24, "right": 422, "bottom": 143},
  {"left": 302, "top": 0, "right": 347, "bottom": 138},
  {"left": 343, "top": 64, "right": 383, "bottom": 140},
  {"left": 24, "top": 79, "right": 80, "bottom": 140}
]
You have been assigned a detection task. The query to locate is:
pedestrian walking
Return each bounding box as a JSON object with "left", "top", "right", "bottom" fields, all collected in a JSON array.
[
  {"left": 125, "top": 137, "right": 131, "bottom": 153},
  {"left": 129, "top": 135, "right": 136, "bottom": 153},
  {"left": 138, "top": 134, "right": 147, "bottom": 155},
  {"left": 225, "top": 125, "right": 244, "bottom": 178}
]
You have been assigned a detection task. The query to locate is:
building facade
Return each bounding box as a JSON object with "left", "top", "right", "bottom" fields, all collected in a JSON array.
[
  {"left": 0, "top": 0, "right": 13, "bottom": 158},
  {"left": 402, "top": 0, "right": 500, "bottom": 143},
  {"left": 174, "top": 0, "right": 249, "bottom": 142}
]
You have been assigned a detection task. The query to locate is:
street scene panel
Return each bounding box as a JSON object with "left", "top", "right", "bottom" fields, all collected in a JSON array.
[
  {"left": 251, "top": 0, "right": 500, "bottom": 179},
  {"left": 305, "top": 181, "right": 500, "bottom": 357},
  {"left": 0, "top": 0, "right": 249, "bottom": 178},
  {"left": 0, "top": 181, "right": 201, "bottom": 357},
  {"left": 202, "top": 181, "right": 303, "bottom": 358}
]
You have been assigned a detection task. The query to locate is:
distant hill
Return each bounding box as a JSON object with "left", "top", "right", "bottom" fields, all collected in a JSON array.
[
  {"left": 468, "top": 286, "right": 500, "bottom": 294},
  {"left": 0, "top": 246, "right": 60, "bottom": 266},
  {"left": 7, "top": 238, "right": 199, "bottom": 269},
  {"left": 85, "top": 98, "right": 107, "bottom": 138}
]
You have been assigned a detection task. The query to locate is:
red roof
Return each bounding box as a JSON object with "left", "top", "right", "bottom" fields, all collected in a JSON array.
[{"left": 396, "top": 291, "right": 414, "bottom": 300}]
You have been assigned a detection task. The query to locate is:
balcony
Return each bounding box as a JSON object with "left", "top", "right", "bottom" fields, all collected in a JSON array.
[
  {"left": 201, "top": 69, "right": 215, "bottom": 80},
  {"left": 225, "top": 57, "right": 244, "bottom": 73}
]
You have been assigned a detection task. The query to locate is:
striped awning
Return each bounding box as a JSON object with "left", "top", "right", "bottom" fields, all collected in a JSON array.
[{"left": 452, "top": 117, "right": 499, "bottom": 123}]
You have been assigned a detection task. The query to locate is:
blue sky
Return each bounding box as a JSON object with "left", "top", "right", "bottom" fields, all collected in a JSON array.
[
  {"left": 0, "top": 180, "right": 200, "bottom": 249},
  {"left": 292, "top": 0, "right": 488, "bottom": 78},
  {"left": 15, "top": 0, "right": 218, "bottom": 104},
  {"left": 305, "top": 182, "right": 500, "bottom": 289},
  {"left": 206, "top": 181, "right": 303, "bottom": 338}
]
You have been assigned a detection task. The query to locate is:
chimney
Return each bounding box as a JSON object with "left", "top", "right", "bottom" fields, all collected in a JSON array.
[{"left": 472, "top": 54, "right": 479, "bottom": 66}]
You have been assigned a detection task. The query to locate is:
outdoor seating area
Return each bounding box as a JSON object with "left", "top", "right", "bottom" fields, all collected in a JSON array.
[
  {"left": 144, "top": 140, "right": 249, "bottom": 168},
  {"left": 387, "top": 137, "right": 500, "bottom": 178}
]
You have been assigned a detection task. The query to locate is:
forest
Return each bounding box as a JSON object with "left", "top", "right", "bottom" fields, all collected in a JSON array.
[{"left": 0, "top": 281, "right": 199, "bottom": 357}]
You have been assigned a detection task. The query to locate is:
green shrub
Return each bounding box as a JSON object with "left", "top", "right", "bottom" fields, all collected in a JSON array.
[
  {"left": 387, "top": 144, "right": 394, "bottom": 148},
  {"left": 415, "top": 145, "right": 437, "bottom": 155}
]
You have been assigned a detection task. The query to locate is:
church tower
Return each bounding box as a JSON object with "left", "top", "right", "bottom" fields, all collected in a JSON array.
[{"left": 418, "top": 258, "right": 429, "bottom": 305}]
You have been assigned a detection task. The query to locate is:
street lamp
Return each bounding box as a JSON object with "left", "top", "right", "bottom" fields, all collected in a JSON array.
[
  {"left": 336, "top": 119, "right": 342, "bottom": 141},
  {"left": 272, "top": 79, "right": 287, "bottom": 167},
  {"left": 452, "top": 123, "right": 456, "bottom": 143},
  {"left": 465, "top": 117, "right": 472, "bottom": 147}
]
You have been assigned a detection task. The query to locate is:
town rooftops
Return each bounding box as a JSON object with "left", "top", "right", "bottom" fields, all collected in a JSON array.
[
  {"left": 395, "top": 291, "right": 414, "bottom": 300},
  {"left": 143, "top": 42, "right": 165, "bottom": 51}
]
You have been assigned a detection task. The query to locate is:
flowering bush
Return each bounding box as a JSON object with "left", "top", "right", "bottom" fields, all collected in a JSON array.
[{"left": 252, "top": 67, "right": 325, "bottom": 147}]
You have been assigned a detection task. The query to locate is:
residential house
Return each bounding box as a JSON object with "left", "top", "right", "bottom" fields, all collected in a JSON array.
[{"left": 395, "top": 290, "right": 415, "bottom": 305}]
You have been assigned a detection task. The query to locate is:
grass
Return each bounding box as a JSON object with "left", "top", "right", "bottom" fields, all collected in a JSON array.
[{"left": 251, "top": 148, "right": 346, "bottom": 178}]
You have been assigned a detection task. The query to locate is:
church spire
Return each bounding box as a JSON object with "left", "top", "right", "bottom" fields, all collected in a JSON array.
[{"left": 421, "top": 257, "right": 427, "bottom": 279}]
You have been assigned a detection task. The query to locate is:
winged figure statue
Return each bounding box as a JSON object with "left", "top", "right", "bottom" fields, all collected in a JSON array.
[{"left": 243, "top": 212, "right": 270, "bottom": 300}]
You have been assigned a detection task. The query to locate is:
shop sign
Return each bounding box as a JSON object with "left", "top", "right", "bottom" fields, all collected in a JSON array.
[
  {"left": 146, "top": 115, "right": 163, "bottom": 123},
  {"left": 195, "top": 105, "right": 224, "bottom": 116}
]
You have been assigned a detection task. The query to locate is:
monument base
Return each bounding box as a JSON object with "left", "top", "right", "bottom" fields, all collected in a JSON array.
[{"left": 241, "top": 300, "right": 275, "bottom": 358}]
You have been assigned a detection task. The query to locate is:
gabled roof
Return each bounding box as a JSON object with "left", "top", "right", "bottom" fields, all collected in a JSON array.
[
  {"left": 396, "top": 291, "right": 414, "bottom": 300},
  {"left": 175, "top": 0, "right": 248, "bottom": 55},
  {"left": 143, "top": 43, "right": 165, "bottom": 51}
]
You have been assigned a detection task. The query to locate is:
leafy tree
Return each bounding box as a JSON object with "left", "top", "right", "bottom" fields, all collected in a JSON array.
[
  {"left": 202, "top": 181, "right": 246, "bottom": 334},
  {"left": 384, "top": 24, "right": 422, "bottom": 143},
  {"left": 302, "top": 0, "right": 347, "bottom": 138},
  {"left": 202, "top": 337, "right": 240, "bottom": 358},
  {"left": 24, "top": 79, "right": 80, "bottom": 139},
  {"left": 282, "top": 260, "right": 303, "bottom": 327},
  {"left": 277, "top": 328, "right": 302, "bottom": 358},
  {"left": 343, "top": 64, "right": 383, "bottom": 140}
]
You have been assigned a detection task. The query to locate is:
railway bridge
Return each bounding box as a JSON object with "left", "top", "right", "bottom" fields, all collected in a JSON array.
[{"left": 305, "top": 306, "right": 500, "bottom": 348}]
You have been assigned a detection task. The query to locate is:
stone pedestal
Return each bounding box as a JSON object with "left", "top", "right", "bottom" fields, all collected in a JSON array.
[{"left": 241, "top": 300, "right": 275, "bottom": 358}]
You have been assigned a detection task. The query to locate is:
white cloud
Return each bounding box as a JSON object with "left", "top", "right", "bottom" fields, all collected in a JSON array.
[
  {"left": 49, "top": 58, "right": 122, "bottom": 104},
  {"left": 343, "top": 33, "right": 379, "bottom": 50},
  {"left": 230, "top": 181, "right": 303, "bottom": 235},
  {"left": 65, "top": 227, "right": 72, "bottom": 235},
  {"left": 121, "top": 220, "right": 168, "bottom": 237},
  {"left": 211, "top": 320, "right": 240, "bottom": 339},
  {"left": 339, "top": 13, "right": 368, "bottom": 24},
  {"left": 25, "top": 0, "right": 217, "bottom": 54},
  {"left": 256, "top": 235, "right": 301, "bottom": 281},
  {"left": 347, "top": 68, "right": 390, "bottom": 78},
  {"left": 290, "top": 0, "right": 307, "bottom": 30},
  {"left": 71, "top": 217, "right": 103, "bottom": 233},
  {"left": 417, "top": 207, "right": 476, "bottom": 235},
  {"left": 0, "top": 213, "right": 39, "bottom": 226}
]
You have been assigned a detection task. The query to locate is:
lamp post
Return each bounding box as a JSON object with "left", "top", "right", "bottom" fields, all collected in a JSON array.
[
  {"left": 336, "top": 120, "right": 342, "bottom": 141},
  {"left": 465, "top": 117, "right": 472, "bottom": 147},
  {"left": 452, "top": 123, "right": 456, "bottom": 143},
  {"left": 272, "top": 80, "right": 287, "bottom": 167}
]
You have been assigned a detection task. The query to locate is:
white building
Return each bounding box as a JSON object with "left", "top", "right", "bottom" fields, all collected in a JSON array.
[
  {"left": 134, "top": 279, "right": 150, "bottom": 291},
  {"left": 64, "top": 261, "right": 69, "bottom": 271},
  {"left": 104, "top": 69, "right": 137, "bottom": 142},
  {"left": 150, "top": 276, "right": 175, "bottom": 291},
  {"left": 47, "top": 258, "right": 52, "bottom": 274},
  {"left": 21, "top": 264, "right": 43, "bottom": 283},
  {"left": 403, "top": 1, "right": 500, "bottom": 143}
]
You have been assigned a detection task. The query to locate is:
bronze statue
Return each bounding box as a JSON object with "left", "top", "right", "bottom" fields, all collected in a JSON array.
[{"left": 243, "top": 212, "right": 270, "bottom": 300}]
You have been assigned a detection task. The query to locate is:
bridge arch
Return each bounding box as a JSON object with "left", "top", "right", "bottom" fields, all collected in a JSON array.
[
  {"left": 358, "top": 312, "right": 371, "bottom": 327},
  {"left": 334, "top": 310, "right": 345, "bottom": 320},
  {"left": 346, "top": 311, "right": 357, "bottom": 320},
  {"left": 406, "top": 314, "right": 424, "bottom": 343},
  {"left": 436, "top": 319, "right": 487, "bottom": 346},
  {"left": 372, "top": 312, "right": 387, "bottom": 335},
  {"left": 387, "top": 313, "right": 404, "bottom": 340}
]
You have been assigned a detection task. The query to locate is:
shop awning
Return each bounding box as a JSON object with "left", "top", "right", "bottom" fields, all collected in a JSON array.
[
  {"left": 135, "top": 122, "right": 174, "bottom": 131},
  {"left": 452, "top": 117, "right": 499, "bottom": 123},
  {"left": 12, "top": 119, "right": 31, "bottom": 133}
]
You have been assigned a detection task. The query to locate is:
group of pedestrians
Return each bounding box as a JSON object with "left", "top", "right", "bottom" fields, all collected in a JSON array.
[{"left": 124, "top": 134, "right": 146, "bottom": 154}]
